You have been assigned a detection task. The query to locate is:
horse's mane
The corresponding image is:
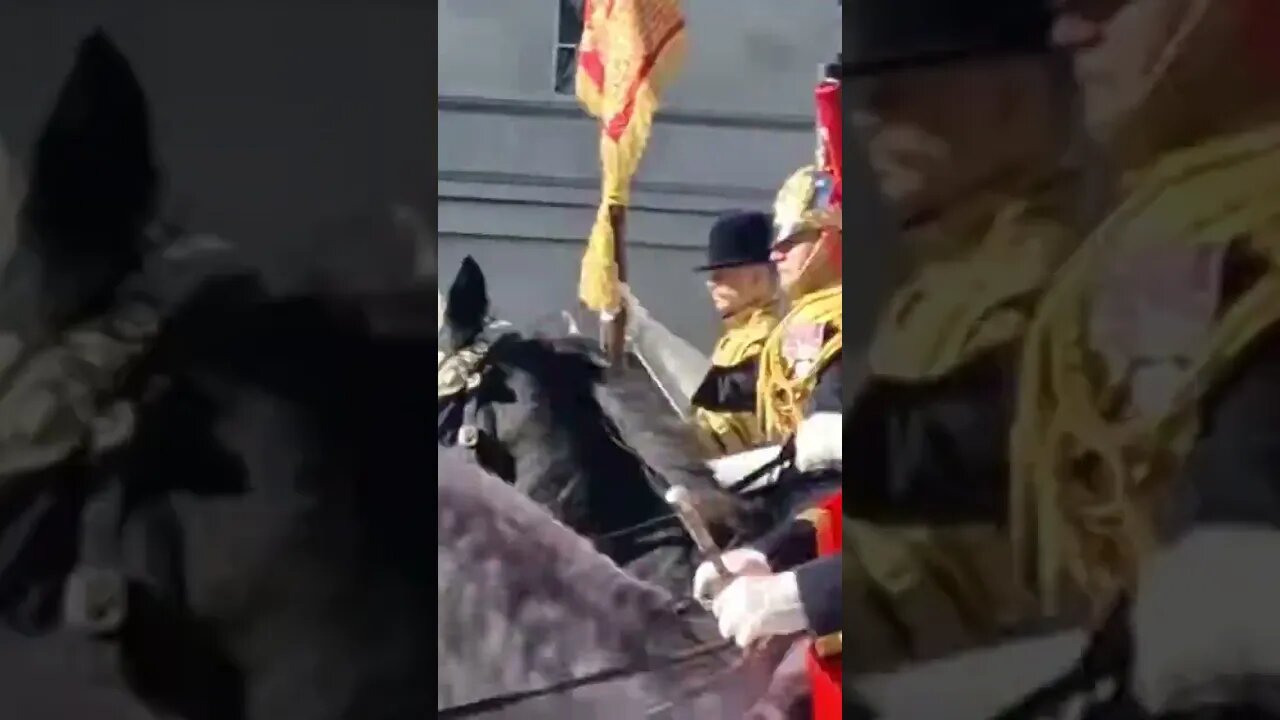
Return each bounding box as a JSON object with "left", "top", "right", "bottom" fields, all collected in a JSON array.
[
  {"left": 497, "top": 334, "right": 750, "bottom": 533},
  {"left": 583, "top": 348, "right": 750, "bottom": 531}
]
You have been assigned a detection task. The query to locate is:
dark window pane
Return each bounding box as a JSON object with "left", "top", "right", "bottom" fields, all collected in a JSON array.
[
  {"left": 558, "top": 0, "right": 584, "bottom": 45},
  {"left": 554, "top": 46, "right": 578, "bottom": 95}
]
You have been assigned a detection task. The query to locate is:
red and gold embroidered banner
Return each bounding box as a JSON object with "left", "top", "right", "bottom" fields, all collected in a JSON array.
[{"left": 575, "top": 0, "right": 687, "bottom": 313}]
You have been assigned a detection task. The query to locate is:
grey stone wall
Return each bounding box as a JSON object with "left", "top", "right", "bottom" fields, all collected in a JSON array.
[{"left": 438, "top": 0, "right": 844, "bottom": 350}]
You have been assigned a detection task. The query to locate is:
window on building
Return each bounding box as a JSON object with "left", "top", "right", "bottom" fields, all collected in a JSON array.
[{"left": 554, "top": 0, "right": 584, "bottom": 95}]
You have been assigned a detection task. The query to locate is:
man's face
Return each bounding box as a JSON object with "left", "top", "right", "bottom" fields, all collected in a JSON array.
[
  {"left": 1050, "top": 0, "right": 1204, "bottom": 140},
  {"left": 705, "top": 263, "right": 774, "bottom": 316},
  {"left": 770, "top": 229, "right": 831, "bottom": 293},
  {"left": 855, "top": 54, "right": 1061, "bottom": 222}
]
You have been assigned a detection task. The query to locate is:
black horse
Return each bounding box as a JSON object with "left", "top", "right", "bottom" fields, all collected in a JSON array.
[{"left": 437, "top": 257, "right": 766, "bottom": 597}]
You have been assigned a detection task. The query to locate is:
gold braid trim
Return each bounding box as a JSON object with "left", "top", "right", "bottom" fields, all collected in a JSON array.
[
  {"left": 869, "top": 196, "right": 1076, "bottom": 381},
  {"left": 758, "top": 286, "right": 844, "bottom": 439},
  {"left": 1011, "top": 124, "right": 1280, "bottom": 614},
  {"left": 710, "top": 306, "right": 777, "bottom": 367},
  {"left": 693, "top": 306, "right": 778, "bottom": 457}
]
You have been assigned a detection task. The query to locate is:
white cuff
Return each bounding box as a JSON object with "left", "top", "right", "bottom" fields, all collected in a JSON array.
[
  {"left": 708, "top": 445, "right": 784, "bottom": 491},
  {"left": 1133, "top": 527, "right": 1280, "bottom": 714},
  {"left": 795, "top": 412, "right": 842, "bottom": 472}
]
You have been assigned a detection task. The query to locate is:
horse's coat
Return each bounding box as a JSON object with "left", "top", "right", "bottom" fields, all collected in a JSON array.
[{"left": 438, "top": 446, "right": 752, "bottom": 719}]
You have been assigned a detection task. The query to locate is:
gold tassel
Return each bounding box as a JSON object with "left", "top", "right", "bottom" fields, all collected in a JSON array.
[
  {"left": 757, "top": 286, "right": 844, "bottom": 439},
  {"left": 576, "top": 18, "right": 686, "bottom": 314},
  {"left": 1011, "top": 124, "right": 1280, "bottom": 614}
]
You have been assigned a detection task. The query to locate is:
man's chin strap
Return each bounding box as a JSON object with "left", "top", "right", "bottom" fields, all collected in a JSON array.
[{"left": 785, "top": 230, "right": 842, "bottom": 302}]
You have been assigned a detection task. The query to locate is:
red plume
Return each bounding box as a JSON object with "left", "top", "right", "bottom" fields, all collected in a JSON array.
[{"left": 814, "top": 78, "right": 843, "bottom": 207}]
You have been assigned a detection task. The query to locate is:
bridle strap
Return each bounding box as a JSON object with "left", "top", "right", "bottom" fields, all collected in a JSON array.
[
  {"left": 457, "top": 374, "right": 493, "bottom": 455},
  {"left": 63, "top": 468, "right": 128, "bottom": 636},
  {"left": 437, "top": 638, "right": 734, "bottom": 719}
]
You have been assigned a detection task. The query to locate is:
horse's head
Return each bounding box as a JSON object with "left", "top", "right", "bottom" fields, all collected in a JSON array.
[{"left": 437, "top": 258, "right": 759, "bottom": 593}]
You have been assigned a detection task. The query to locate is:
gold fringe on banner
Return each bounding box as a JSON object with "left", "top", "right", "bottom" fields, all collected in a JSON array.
[{"left": 574, "top": 0, "right": 687, "bottom": 313}]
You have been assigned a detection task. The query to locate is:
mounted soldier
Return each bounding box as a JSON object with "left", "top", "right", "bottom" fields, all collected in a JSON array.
[
  {"left": 689, "top": 165, "right": 845, "bottom": 719},
  {"left": 624, "top": 210, "right": 780, "bottom": 458},
  {"left": 681, "top": 55, "right": 846, "bottom": 716}
]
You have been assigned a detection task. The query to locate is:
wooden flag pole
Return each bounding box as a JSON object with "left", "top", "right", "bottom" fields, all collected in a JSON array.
[{"left": 602, "top": 204, "right": 628, "bottom": 365}]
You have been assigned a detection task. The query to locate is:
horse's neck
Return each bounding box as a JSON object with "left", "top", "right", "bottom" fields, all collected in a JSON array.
[{"left": 507, "top": 417, "right": 661, "bottom": 533}]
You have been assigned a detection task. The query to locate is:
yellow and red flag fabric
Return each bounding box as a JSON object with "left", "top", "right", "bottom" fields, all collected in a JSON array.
[{"left": 575, "top": 0, "right": 687, "bottom": 313}]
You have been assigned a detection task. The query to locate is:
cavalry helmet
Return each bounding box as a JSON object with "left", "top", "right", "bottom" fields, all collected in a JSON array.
[{"left": 773, "top": 166, "right": 841, "bottom": 247}]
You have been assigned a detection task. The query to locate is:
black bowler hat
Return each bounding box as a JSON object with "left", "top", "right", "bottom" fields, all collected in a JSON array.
[
  {"left": 694, "top": 211, "right": 774, "bottom": 272},
  {"left": 845, "top": 0, "right": 1052, "bottom": 77}
]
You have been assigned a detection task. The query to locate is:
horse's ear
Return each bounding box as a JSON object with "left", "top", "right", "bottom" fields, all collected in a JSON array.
[
  {"left": 25, "top": 28, "right": 159, "bottom": 244},
  {"left": 444, "top": 256, "right": 488, "bottom": 341}
]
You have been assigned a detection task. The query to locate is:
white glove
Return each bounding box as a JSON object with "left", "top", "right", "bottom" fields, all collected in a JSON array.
[
  {"left": 1131, "top": 528, "right": 1280, "bottom": 714},
  {"left": 712, "top": 571, "right": 809, "bottom": 649},
  {"left": 794, "top": 412, "right": 842, "bottom": 473},
  {"left": 692, "top": 547, "right": 770, "bottom": 607},
  {"left": 619, "top": 281, "right": 650, "bottom": 340},
  {"left": 618, "top": 283, "right": 710, "bottom": 405}
]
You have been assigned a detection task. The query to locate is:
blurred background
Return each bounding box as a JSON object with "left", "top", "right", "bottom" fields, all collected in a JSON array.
[{"left": 0, "top": 0, "right": 432, "bottom": 293}]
